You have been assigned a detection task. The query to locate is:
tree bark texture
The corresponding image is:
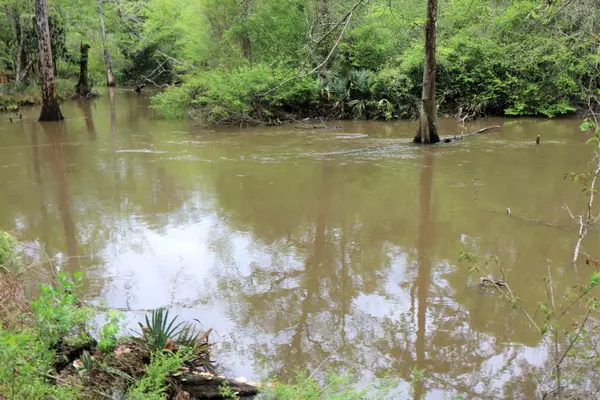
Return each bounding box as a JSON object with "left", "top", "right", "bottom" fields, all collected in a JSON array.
[
  {"left": 98, "top": 0, "right": 116, "bottom": 87},
  {"left": 414, "top": 0, "right": 440, "bottom": 144},
  {"left": 35, "top": 0, "right": 64, "bottom": 121},
  {"left": 75, "top": 43, "right": 91, "bottom": 97},
  {"left": 240, "top": 0, "right": 252, "bottom": 60}
]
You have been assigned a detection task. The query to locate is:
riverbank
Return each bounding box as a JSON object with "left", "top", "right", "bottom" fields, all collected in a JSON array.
[
  {"left": 0, "top": 231, "right": 408, "bottom": 400},
  {"left": 0, "top": 79, "right": 76, "bottom": 112}
]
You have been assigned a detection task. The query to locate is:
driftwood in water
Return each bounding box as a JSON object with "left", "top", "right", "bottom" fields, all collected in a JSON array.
[
  {"left": 134, "top": 83, "right": 146, "bottom": 94},
  {"left": 176, "top": 373, "right": 259, "bottom": 399},
  {"left": 442, "top": 125, "right": 501, "bottom": 143}
]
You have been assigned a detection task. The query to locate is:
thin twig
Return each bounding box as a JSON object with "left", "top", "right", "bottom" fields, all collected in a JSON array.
[
  {"left": 310, "top": 0, "right": 366, "bottom": 49},
  {"left": 262, "top": 11, "right": 354, "bottom": 96},
  {"left": 572, "top": 153, "right": 600, "bottom": 265}
]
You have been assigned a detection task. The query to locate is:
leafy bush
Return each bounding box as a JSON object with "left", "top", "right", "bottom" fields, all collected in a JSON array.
[
  {"left": 0, "top": 231, "right": 20, "bottom": 271},
  {"left": 128, "top": 349, "right": 191, "bottom": 400},
  {"left": 98, "top": 310, "right": 125, "bottom": 353},
  {"left": 151, "top": 65, "right": 319, "bottom": 124},
  {"left": 0, "top": 327, "right": 78, "bottom": 399},
  {"left": 31, "top": 271, "right": 92, "bottom": 347}
]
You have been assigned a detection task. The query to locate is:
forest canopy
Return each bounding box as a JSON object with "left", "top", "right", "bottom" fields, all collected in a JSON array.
[{"left": 1, "top": 0, "right": 599, "bottom": 123}]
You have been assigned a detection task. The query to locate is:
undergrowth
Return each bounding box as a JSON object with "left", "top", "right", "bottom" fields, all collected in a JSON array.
[{"left": 0, "top": 79, "right": 74, "bottom": 112}]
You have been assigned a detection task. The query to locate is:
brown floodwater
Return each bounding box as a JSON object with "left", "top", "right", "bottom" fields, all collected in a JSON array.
[{"left": 1, "top": 89, "right": 599, "bottom": 398}]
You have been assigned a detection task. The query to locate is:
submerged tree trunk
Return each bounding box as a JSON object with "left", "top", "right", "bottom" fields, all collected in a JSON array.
[
  {"left": 35, "top": 0, "right": 64, "bottom": 121},
  {"left": 414, "top": 0, "right": 440, "bottom": 144},
  {"left": 98, "top": 0, "right": 115, "bottom": 87},
  {"left": 75, "top": 43, "right": 91, "bottom": 97}
]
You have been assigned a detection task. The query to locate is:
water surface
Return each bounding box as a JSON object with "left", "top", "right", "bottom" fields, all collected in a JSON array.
[{"left": 1, "top": 90, "right": 598, "bottom": 398}]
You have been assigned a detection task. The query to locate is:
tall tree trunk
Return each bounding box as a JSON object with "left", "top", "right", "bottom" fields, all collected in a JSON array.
[
  {"left": 98, "top": 0, "right": 115, "bottom": 87},
  {"left": 414, "top": 0, "right": 440, "bottom": 144},
  {"left": 35, "top": 0, "right": 64, "bottom": 121},
  {"left": 240, "top": 0, "right": 252, "bottom": 61},
  {"left": 75, "top": 43, "right": 91, "bottom": 97},
  {"left": 12, "top": 8, "right": 24, "bottom": 83}
]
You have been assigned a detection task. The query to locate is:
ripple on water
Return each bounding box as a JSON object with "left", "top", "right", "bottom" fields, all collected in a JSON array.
[{"left": 116, "top": 149, "right": 168, "bottom": 154}]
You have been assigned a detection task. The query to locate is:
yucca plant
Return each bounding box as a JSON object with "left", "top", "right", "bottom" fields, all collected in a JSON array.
[{"left": 139, "top": 308, "right": 185, "bottom": 351}]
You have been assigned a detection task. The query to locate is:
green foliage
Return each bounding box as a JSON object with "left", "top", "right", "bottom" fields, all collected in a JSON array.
[
  {"left": 260, "top": 368, "right": 399, "bottom": 400},
  {"left": 98, "top": 310, "right": 125, "bottom": 353},
  {"left": 31, "top": 271, "right": 92, "bottom": 347},
  {"left": 127, "top": 348, "right": 191, "bottom": 400},
  {"left": 0, "top": 230, "right": 19, "bottom": 271},
  {"left": 0, "top": 79, "right": 75, "bottom": 112},
  {"left": 0, "top": 327, "right": 78, "bottom": 399},
  {"left": 219, "top": 381, "right": 239, "bottom": 399},
  {"left": 152, "top": 65, "right": 319, "bottom": 123},
  {"left": 140, "top": 308, "right": 186, "bottom": 351}
]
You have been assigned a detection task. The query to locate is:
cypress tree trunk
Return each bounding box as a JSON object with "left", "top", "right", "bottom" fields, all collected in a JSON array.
[
  {"left": 75, "top": 43, "right": 91, "bottom": 97},
  {"left": 414, "top": 0, "right": 440, "bottom": 144},
  {"left": 98, "top": 0, "right": 115, "bottom": 87},
  {"left": 35, "top": 0, "right": 64, "bottom": 122}
]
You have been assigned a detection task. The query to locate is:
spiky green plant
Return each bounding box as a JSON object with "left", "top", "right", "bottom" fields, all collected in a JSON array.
[{"left": 139, "top": 309, "right": 185, "bottom": 351}]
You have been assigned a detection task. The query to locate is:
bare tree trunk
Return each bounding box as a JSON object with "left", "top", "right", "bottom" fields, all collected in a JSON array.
[
  {"left": 414, "top": 0, "right": 440, "bottom": 144},
  {"left": 35, "top": 0, "right": 64, "bottom": 121},
  {"left": 75, "top": 43, "right": 91, "bottom": 97},
  {"left": 14, "top": 11, "right": 24, "bottom": 82},
  {"left": 240, "top": 0, "right": 252, "bottom": 61},
  {"left": 98, "top": 0, "right": 115, "bottom": 87}
]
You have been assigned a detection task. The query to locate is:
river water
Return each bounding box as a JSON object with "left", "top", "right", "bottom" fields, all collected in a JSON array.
[{"left": 1, "top": 89, "right": 598, "bottom": 398}]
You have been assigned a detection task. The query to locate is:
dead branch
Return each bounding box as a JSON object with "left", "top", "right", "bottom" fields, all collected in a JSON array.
[
  {"left": 570, "top": 153, "right": 600, "bottom": 265},
  {"left": 311, "top": 0, "right": 366, "bottom": 49},
  {"left": 263, "top": 7, "right": 355, "bottom": 96}
]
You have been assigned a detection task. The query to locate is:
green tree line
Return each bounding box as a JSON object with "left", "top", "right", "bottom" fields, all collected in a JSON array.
[{"left": 1, "top": 0, "right": 599, "bottom": 123}]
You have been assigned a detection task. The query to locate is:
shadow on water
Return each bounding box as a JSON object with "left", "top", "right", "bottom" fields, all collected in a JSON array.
[{"left": 0, "top": 91, "right": 598, "bottom": 398}]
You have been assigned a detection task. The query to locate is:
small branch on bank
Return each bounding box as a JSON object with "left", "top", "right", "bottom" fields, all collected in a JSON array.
[{"left": 569, "top": 153, "right": 600, "bottom": 266}]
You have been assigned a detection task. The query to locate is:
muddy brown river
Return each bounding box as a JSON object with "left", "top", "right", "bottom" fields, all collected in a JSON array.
[{"left": 1, "top": 89, "right": 598, "bottom": 398}]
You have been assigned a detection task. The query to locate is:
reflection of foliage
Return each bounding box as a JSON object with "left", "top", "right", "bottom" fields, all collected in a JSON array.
[{"left": 461, "top": 245, "right": 600, "bottom": 398}]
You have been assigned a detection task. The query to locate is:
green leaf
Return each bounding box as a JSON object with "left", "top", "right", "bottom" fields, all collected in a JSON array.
[
  {"left": 580, "top": 121, "right": 591, "bottom": 131},
  {"left": 590, "top": 272, "right": 600, "bottom": 287}
]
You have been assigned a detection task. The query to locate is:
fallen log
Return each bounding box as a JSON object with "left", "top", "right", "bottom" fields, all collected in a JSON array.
[
  {"left": 176, "top": 372, "right": 259, "bottom": 399},
  {"left": 442, "top": 125, "right": 501, "bottom": 143}
]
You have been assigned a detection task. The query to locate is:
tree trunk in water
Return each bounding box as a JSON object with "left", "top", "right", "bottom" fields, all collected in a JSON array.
[
  {"left": 75, "top": 44, "right": 91, "bottom": 97},
  {"left": 35, "top": 0, "right": 64, "bottom": 122},
  {"left": 240, "top": 0, "right": 252, "bottom": 61},
  {"left": 414, "top": 0, "right": 440, "bottom": 144},
  {"left": 98, "top": 0, "right": 115, "bottom": 87}
]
